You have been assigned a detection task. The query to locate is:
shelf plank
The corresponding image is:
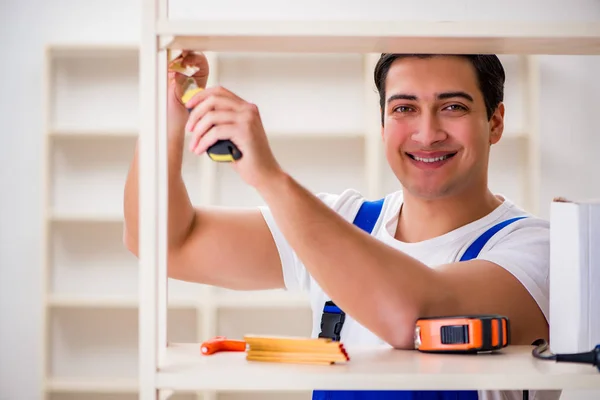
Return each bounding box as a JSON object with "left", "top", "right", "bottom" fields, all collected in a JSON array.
[
  {"left": 49, "top": 128, "right": 138, "bottom": 138},
  {"left": 48, "top": 294, "right": 138, "bottom": 308},
  {"left": 48, "top": 129, "right": 362, "bottom": 139},
  {"left": 48, "top": 43, "right": 139, "bottom": 58},
  {"left": 47, "top": 292, "right": 309, "bottom": 309},
  {"left": 268, "top": 131, "right": 365, "bottom": 140},
  {"left": 47, "top": 126, "right": 523, "bottom": 141},
  {"left": 216, "top": 292, "right": 310, "bottom": 308},
  {"left": 48, "top": 294, "right": 198, "bottom": 309},
  {"left": 50, "top": 211, "right": 124, "bottom": 223},
  {"left": 46, "top": 377, "right": 138, "bottom": 393},
  {"left": 157, "top": 343, "right": 600, "bottom": 391},
  {"left": 47, "top": 293, "right": 310, "bottom": 309},
  {"left": 159, "top": 20, "right": 600, "bottom": 55}
]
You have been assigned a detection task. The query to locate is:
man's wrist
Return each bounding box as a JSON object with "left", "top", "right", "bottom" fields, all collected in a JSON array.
[{"left": 255, "top": 166, "right": 292, "bottom": 203}]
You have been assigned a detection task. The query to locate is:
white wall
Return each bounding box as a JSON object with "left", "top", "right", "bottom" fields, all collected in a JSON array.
[
  {"left": 1, "top": 1, "right": 599, "bottom": 399},
  {"left": 538, "top": 55, "right": 600, "bottom": 217},
  {"left": 0, "top": 2, "right": 140, "bottom": 399}
]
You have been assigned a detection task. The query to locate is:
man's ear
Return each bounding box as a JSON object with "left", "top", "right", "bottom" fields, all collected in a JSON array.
[{"left": 489, "top": 103, "right": 505, "bottom": 145}]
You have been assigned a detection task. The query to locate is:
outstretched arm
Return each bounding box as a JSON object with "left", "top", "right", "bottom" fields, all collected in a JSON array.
[
  {"left": 256, "top": 173, "right": 548, "bottom": 348},
  {"left": 124, "top": 52, "right": 284, "bottom": 291}
]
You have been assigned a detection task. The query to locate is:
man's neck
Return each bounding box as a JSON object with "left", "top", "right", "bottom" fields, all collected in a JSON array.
[{"left": 394, "top": 186, "right": 503, "bottom": 243}]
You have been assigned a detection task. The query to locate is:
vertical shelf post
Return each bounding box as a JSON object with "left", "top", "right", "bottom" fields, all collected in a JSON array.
[
  {"left": 521, "top": 55, "right": 541, "bottom": 215},
  {"left": 364, "top": 53, "right": 383, "bottom": 199},
  {"left": 157, "top": 0, "right": 170, "bottom": 372},
  {"left": 139, "top": 0, "right": 166, "bottom": 398},
  {"left": 197, "top": 50, "right": 219, "bottom": 400},
  {"left": 41, "top": 44, "right": 52, "bottom": 400},
  {"left": 157, "top": 40, "right": 169, "bottom": 367}
]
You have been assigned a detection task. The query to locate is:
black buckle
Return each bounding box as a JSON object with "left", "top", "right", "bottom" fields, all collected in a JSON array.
[{"left": 318, "top": 301, "right": 345, "bottom": 341}]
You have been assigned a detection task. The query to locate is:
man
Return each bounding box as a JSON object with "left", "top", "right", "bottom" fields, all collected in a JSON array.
[{"left": 123, "top": 52, "right": 558, "bottom": 400}]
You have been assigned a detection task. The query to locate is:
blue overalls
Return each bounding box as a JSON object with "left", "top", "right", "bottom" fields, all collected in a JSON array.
[{"left": 313, "top": 198, "right": 526, "bottom": 400}]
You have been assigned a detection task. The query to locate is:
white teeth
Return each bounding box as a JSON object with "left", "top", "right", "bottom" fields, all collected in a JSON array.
[{"left": 413, "top": 155, "right": 450, "bottom": 163}]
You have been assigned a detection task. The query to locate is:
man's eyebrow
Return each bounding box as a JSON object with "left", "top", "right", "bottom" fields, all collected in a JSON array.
[
  {"left": 386, "top": 94, "right": 417, "bottom": 104},
  {"left": 386, "top": 91, "right": 474, "bottom": 104},
  {"left": 437, "top": 91, "right": 474, "bottom": 102}
]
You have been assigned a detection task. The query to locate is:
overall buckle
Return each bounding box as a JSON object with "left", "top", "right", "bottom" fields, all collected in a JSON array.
[{"left": 318, "top": 301, "right": 345, "bottom": 341}]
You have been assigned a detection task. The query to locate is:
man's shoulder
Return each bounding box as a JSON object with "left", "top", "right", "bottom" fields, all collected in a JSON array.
[
  {"left": 476, "top": 200, "right": 552, "bottom": 322},
  {"left": 493, "top": 200, "right": 550, "bottom": 240},
  {"left": 316, "top": 189, "right": 403, "bottom": 222},
  {"left": 476, "top": 198, "right": 551, "bottom": 260}
]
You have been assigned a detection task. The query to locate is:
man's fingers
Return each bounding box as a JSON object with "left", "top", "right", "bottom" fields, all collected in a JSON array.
[
  {"left": 184, "top": 85, "right": 246, "bottom": 110},
  {"left": 185, "top": 94, "right": 244, "bottom": 133},
  {"left": 194, "top": 124, "right": 237, "bottom": 156},
  {"left": 181, "top": 52, "right": 209, "bottom": 88},
  {"left": 189, "top": 110, "right": 239, "bottom": 153},
  {"left": 168, "top": 51, "right": 210, "bottom": 91},
  {"left": 181, "top": 51, "right": 206, "bottom": 67},
  {"left": 168, "top": 59, "right": 195, "bottom": 99}
]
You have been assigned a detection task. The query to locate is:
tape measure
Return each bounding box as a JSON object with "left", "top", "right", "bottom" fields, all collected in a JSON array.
[
  {"left": 182, "top": 86, "right": 243, "bottom": 162},
  {"left": 414, "top": 315, "right": 510, "bottom": 353}
]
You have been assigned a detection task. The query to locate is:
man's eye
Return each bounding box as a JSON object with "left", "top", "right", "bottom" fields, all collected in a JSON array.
[
  {"left": 394, "top": 106, "right": 414, "bottom": 113},
  {"left": 445, "top": 104, "right": 466, "bottom": 111}
]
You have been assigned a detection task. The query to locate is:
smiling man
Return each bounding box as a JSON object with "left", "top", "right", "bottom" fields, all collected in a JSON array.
[{"left": 124, "top": 53, "right": 558, "bottom": 400}]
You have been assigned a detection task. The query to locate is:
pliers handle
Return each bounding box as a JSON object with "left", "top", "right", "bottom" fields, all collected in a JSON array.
[{"left": 201, "top": 336, "right": 247, "bottom": 355}]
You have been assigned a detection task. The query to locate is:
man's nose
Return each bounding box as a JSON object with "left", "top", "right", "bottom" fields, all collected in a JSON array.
[{"left": 411, "top": 112, "right": 447, "bottom": 146}]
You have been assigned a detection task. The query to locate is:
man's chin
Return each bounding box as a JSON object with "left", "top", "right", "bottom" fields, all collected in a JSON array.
[{"left": 403, "top": 182, "right": 455, "bottom": 201}]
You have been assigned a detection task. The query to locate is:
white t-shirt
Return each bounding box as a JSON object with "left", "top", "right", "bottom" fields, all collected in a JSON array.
[{"left": 259, "top": 188, "right": 560, "bottom": 400}]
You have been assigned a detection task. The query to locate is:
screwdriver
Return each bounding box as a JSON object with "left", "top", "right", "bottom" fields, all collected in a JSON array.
[
  {"left": 181, "top": 84, "right": 243, "bottom": 162},
  {"left": 171, "top": 54, "right": 242, "bottom": 163}
]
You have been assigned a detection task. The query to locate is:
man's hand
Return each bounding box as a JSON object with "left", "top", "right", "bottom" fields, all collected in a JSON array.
[
  {"left": 183, "top": 85, "right": 284, "bottom": 190},
  {"left": 167, "top": 51, "right": 210, "bottom": 138}
]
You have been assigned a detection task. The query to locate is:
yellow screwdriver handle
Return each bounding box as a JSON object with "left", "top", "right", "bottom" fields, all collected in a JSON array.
[{"left": 182, "top": 86, "right": 242, "bottom": 162}]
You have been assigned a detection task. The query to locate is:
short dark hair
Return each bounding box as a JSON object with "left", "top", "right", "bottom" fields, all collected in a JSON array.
[{"left": 373, "top": 54, "right": 505, "bottom": 125}]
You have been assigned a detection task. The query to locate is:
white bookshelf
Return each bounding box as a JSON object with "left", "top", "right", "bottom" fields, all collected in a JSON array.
[
  {"left": 42, "top": 4, "right": 600, "bottom": 398},
  {"left": 42, "top": 43, "right": 349, "bottom": 400}
]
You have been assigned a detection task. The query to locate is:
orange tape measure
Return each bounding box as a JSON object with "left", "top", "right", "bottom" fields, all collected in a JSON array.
[{"left": 414, "top": 315, "right": 510, "bottom": 353}]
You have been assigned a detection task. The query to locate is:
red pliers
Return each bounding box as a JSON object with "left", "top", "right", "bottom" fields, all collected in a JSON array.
[{"left": 200, "top": 336, "right": 247, "bottom": 355}]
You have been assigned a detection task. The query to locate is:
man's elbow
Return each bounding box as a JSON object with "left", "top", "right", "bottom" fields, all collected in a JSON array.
[
  {"left": 123, "top": 227, "right": 139, "bottom": 257},
  {"left": 387, "top": 334, "right": 415, "bottom": 350},
  {"left": 376, "top": 303, "right": 420, "bottom": 350},
  {"left": 124, "top": 227, "right": 190, "bottom": 282},
  {"left": 384, "top": 319, "right": 418, "bottom": 350}
]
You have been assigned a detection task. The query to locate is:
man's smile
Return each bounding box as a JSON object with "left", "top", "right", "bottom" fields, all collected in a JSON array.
[{"left": 405, "top": 151, "right": 458, "bottom": 169}]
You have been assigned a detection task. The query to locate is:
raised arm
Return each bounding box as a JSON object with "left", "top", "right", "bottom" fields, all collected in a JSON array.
[{"left": 123, "top": 51, "right": 284, "bottom": 291}]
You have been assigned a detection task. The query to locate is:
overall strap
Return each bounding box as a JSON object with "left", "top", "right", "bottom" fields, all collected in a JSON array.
[
  {"left": 353, "top": 198, "right": 386, "bottom": 234},
  {"left": 317, "top": 199, "right": 385, "bottom": 341},
  {"left": 459, "top": 216, "right": 527, "bottom": 262}
]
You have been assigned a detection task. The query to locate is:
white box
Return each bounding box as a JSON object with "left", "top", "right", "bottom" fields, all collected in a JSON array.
[{"left": 549, "top": 197, "right": 600, "bottom": 354}]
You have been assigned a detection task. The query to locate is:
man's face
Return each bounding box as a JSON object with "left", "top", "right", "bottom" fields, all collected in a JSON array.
[{"left": 381, "top": 56, "right": 504, "bottom": 200}]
